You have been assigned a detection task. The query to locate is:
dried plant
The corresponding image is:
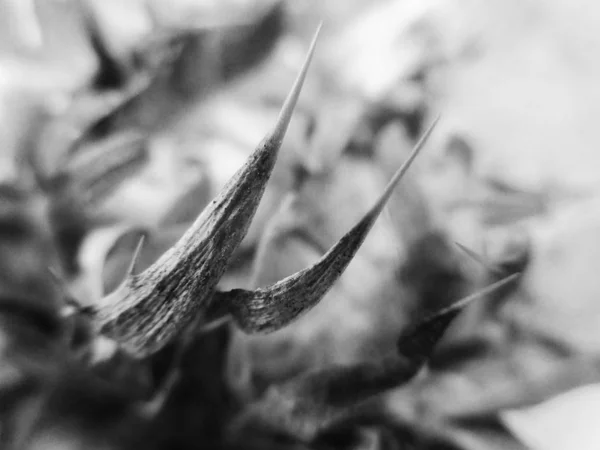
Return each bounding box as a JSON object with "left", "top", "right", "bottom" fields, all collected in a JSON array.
[{"left": 0, "top": 16, "right": 524, "bottom": 450}]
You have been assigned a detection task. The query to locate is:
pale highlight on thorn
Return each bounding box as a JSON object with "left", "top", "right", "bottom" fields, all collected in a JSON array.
[
  {"left": 126, "top": 235, "right": 146, "bottom": 278},
  {"left": 446, "top": 272, "right": 521, "bottom": 310}
]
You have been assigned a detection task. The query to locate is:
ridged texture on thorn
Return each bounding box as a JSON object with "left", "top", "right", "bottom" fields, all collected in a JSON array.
[
  {"left": 233, "top": 271, "right": 520, "bottom": 442},
  {"left": 222, "top": 116, "right": 440, "bottom": 333},
  {"left": 94, "top": 27, "right": 320, "bottom": 357}
]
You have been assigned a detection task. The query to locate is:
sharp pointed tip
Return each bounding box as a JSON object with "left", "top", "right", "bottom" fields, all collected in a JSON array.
[
  {"left": 269, "top": 24, "right": 320, "bottom": 144},
  {"left": 450, "top": 272, "right": 521, "bottom": 312},
  {"left": 409, "top": 114, "right": 440, "bottom": 161},
  {"left": 454, "top": 240, "right": 479, "bottom": 261},
  {"left": 370, "top": 115, "right": 439, "bottom": 216},
  {"left": 127, "top": 234, "right": 146, "bottom": 278},
  {"left": 315, "top": 20, "right": 324, "bottom": 37},
  {"left": 454, "top": 240, "right": 506, "bottom": 276},
  {"left": 233, "top": 114, "right": 437, "bottom": 334},
  {"left": 398, "top": 271, "right": 520, "bottom": 362}
]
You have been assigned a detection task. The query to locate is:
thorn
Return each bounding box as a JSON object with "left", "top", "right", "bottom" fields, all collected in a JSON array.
[
  {"left": 94, "top": 36, "right": 319, "bottom": 355},
  {"left": 371, "top": 115, "right": 439, "bottom": 216},
  {"left": 434, "top": 272, "right": 521, "bottom": 321},
  {"left": 398, "top": 272, "right": 521, "bottom": 362},
  {"left": 225, "top": 118, "right": 438, "bottom": 333},
  {"left": 126, "top": 234, "right": 146, "bottom": 278},
  {"left": 454, "top": 241, "right": 504, "bottom": 276},
  {"left": 270, "top": 23, "right": 321, "bottom": 145}
]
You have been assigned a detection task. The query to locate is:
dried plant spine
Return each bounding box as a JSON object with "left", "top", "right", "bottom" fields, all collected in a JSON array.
[
  {"left": 94, "top": 26, "right": 321, "bottom": 356},
  {"left": 234, "top": 273, "right": 521, "bottom": 442}
]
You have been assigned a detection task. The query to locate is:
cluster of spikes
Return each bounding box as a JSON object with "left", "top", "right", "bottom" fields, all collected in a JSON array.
[
  {"left": 64, "top": 24, "right": 520, "bottom": 361},
  {"left": 0, "top": 18, "right": 527, "bottom": 446}
]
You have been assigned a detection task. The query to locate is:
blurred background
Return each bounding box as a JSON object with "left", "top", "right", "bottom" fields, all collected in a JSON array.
[{"left": 2, "top": 0, "right": 600, "bottom": 449}]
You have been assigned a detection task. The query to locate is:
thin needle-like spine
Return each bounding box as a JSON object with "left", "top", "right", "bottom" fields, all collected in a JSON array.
[{"left": 95, "top": 26, "right": 321, "bottom": 356}]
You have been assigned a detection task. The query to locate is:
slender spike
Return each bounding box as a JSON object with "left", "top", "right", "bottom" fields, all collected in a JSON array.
[
  {"left": 125, "top": 234, "right": 146, "bottom": 278},
  {"left": 454, "top": 241, "right": 504, "bottom": 276},
  {"left": 271, "top": 22, "right": 321, "bottom": 145},
  {"left": 222, "top": 117, "right": 439, "bottom": 333},
  {"left": 372, "top": 115, "right": 440, "bottom": 214},
  {"left": 76, "top": 224, "right": 143, "bottom": 307},
  {"left": 397, "top": 273, "right": 520, "bottom": 363},
  {"left": 95, "top": 27, "right": 320, "bottom": 357},
  {"left": 233, "top": 354, "right": 416, "bottom": 442},
  {"left": 100, "top": 231, "right": 146, "bottom": 306}
]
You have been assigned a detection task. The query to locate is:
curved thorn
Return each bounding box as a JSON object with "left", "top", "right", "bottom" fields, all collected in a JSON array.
[
  {"left": 397, "top": 272, "right": 521, "bottom": 363},
  {"left": 223, "top": 117, "right": 439, "bottom": 333},
  {"left": 372, "top": 114, "right": 440, "bottom": 215},
  {"left": 95, "top": 27, "right": 320, "bottom": 357}
]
